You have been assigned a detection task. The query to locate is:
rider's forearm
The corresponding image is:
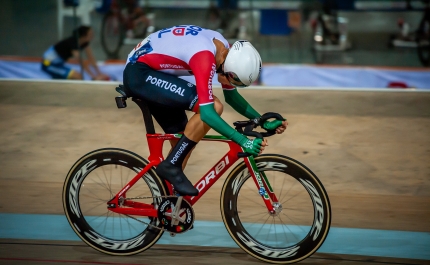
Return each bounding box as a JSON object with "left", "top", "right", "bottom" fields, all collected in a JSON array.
[
  {"left": 200, "top": 104, "right": 248, "bottom": 145},
  {"left": 223, "top": 89, "right": 260, "bottom": 120}
]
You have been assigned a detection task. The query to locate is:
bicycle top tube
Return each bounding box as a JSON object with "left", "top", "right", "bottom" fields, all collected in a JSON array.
[{"left": 146, "top": 133, "right": 229, "bottom": 141}]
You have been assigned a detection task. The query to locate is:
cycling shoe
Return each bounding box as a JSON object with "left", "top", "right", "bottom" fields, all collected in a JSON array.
[{"left": 155, "top": 161, "right": 199, "bottom": 196}]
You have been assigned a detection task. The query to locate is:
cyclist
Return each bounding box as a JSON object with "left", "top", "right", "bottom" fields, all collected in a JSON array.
[
  {"left": 123, "top": 25, "right": 287, "bottom": 196},
  {"left": 41, "top": 26, "right": 109, "bottom": 80}
]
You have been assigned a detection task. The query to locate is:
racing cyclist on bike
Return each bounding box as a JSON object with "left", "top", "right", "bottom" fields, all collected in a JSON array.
[{"left": 123, "top": 25, "right": 287, "bottom": 196}]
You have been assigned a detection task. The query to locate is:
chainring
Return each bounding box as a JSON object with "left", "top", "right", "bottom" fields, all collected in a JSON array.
[{"left": 157, "top": 197, "right": 195, "bottom": 234}]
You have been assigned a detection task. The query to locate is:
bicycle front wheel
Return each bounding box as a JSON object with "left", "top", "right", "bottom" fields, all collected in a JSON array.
[
  {"left": 221, "top": 154, "right": 331, "bottom": 264},
  {"left": 63, "top": 148, "right": 168, "bottom": 255}
]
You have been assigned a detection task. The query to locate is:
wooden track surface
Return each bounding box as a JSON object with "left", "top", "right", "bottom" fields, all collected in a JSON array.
[
  {"left": 0, "top": 80, "right": 429, "bottom": 264},
  {"left": 1, "top": 239, "right": 429, "bottom": 265}
]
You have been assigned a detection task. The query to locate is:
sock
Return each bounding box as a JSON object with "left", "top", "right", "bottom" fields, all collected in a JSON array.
[{"left": 166, "top": 134, "right": 197, "bottom": 168}]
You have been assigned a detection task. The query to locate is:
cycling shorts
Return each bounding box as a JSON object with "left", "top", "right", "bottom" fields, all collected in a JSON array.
[
  {"left": 41, "top": 61, "right": 74, "bottom": 79},
  {"left": 123, "top": 62, "right": 199, "bottom": 134}
]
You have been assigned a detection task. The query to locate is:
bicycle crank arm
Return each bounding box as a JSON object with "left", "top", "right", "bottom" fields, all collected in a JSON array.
[{"left": 171, "top": 196, "right": 183, "bottom": 227}]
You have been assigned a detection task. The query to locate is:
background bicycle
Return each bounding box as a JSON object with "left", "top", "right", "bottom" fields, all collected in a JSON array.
[{"left": 98, "top": 0, "right": 156, "bottom": 58}]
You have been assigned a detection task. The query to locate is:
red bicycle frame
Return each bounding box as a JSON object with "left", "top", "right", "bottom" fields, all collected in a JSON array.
[{"left": 107, "top": 133, "right": 278, "bottom": 217}]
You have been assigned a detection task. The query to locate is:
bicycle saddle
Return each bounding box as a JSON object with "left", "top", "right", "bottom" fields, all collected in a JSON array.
[
  {"left": 115, "top": 85, "right": 133, "bottom": 108},
  {"left": 115, "top": 84, "right": 132, "bottom": 98}
]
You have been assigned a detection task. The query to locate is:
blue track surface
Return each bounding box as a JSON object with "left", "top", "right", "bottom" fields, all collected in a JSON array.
[{"left": 1, "top": 213, "right": 429, "bottom": 260}]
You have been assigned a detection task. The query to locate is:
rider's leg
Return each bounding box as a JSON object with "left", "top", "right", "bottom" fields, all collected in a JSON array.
[
  {"left": 181, "top": 96, "right": 223, "bottom": 168},
  {"left": 167, "top": 95, "right": 223, "bottom": 170},
  {"left": 124, "top": 62, "right": 223, "bottom": 195},
  {"left": 156, "top": 97, "right": 223, "bottom": 196}
]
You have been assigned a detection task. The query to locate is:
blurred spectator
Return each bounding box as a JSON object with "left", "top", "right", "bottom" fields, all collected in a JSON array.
[
  {"left": 205, "top": 0, "right": 240, "bottom": 39},
  {"left": 319, "top": 0, "right": 340, "bottom": 44},
  {"left": 41, "top": 26, "right": 109, "bottom": 80},
  {"left": 205, "top": 4, "right": 223, "bottom": 32}
]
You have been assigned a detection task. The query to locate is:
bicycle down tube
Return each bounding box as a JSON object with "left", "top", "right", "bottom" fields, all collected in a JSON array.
[{"left": 107, "top": 133, "right": 277, "bottom": 216}]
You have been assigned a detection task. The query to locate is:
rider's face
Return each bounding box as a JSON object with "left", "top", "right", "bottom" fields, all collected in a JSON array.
[{"left": 217, "top": 55, "right": 247, "bottom": 87}]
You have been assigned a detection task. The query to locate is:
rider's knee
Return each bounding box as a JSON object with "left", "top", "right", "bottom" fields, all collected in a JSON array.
[{"left": 214, "top": 96, "right": 223, "bottom": 115}]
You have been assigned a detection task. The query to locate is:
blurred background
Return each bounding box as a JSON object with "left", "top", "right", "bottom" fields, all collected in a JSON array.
[{"left": 0, "top": 0, "right": 429, "bottom": 88}]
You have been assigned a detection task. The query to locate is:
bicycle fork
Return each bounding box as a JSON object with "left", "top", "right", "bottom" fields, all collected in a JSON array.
[{"left": 244, "top": 156, "right": 279, "bottom": 214}]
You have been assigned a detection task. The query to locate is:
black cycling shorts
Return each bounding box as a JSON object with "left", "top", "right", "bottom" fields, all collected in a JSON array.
[{"left": 123, "top": 62, "right": 199, "bottom": 134}]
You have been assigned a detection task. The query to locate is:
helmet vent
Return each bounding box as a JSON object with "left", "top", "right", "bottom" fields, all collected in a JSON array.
[{"left": 232, "top": 40, "right": 247, "bottom": 50}]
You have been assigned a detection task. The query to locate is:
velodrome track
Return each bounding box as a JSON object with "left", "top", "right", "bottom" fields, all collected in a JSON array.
[{"left": 0, "top": 79, "right": 429, "bottom": 265}]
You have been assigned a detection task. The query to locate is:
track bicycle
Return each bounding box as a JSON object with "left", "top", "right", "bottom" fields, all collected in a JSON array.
[
  {"left": 62, "top": 85, "right": 331, "bottom": 264},
  {"left": 100, "top": 2, "right": 156, "bottom": 59}
]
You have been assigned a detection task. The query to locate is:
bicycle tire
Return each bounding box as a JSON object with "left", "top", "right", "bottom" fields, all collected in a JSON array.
[
  {"left": 101, "top": 12, "right": 124, "bottom": 59},
  {"left": 63, "top": 148, "right": 168, "bottom": 255},
  {"left": 220, "top": 154, "right": 331, "bottom": 264}
]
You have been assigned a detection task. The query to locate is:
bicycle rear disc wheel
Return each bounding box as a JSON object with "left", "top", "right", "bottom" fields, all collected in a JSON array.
[
  {"left": 63, "top": 148, "right": 167, "bottom": 255},
  {"left": 221, "top": 154, "right": 331, "bottom": 264}
]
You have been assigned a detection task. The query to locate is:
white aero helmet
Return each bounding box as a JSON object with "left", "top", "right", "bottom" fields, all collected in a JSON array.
[{"left": 223, "top": 40, "right": 262, "bottom": 87}]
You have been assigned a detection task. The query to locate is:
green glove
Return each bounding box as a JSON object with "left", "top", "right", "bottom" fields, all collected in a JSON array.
[
  {"left": 238, "top": 137, "right": 263, "bottom": 157},
  {"left": 263, "top": 120, "right": 284, "bottom": 131},
  {"left": 230, "top": 131, "right": 263, "bottom": 157}
]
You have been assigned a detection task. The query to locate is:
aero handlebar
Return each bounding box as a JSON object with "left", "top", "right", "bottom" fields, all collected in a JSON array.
[{"left": 234, "top": 112, "right": 286, "bottom": 158}]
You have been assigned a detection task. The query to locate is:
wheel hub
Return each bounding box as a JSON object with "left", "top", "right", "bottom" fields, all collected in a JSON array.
[{"left": 270, "top": 202, "right": 283, "bottom": 216}]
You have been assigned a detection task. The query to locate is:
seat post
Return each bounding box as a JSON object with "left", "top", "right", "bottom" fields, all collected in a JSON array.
[{"left": 132, "top": 98, "right": 155, "bottom": 134}]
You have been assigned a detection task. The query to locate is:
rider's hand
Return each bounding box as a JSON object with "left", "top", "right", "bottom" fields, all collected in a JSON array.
[
  {"left": 260, "top": 139, "right": 268, "bottom": 155},
  {"left": 263, "top": 120, "right": 288, "bottom": 134},
  {"left": 240, "top": 137, "right": 266, "bottom": 157}
]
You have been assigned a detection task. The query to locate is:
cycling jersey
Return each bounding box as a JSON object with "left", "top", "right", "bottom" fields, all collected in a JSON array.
[
  {"left": 124, "top": 25, "right": 261, "bottom": 141},
  {"left": 126, "top": 25, "right": 230, "bottom": 106}
]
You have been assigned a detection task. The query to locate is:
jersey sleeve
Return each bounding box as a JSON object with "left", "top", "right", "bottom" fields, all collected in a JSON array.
[
  {"left": 188, "top": 50, "right": 247, "bottom": 144},
  {"left": 223, "top": 89, "right": 260, "bottom": 119},
  {"left": 188, "top": 50, "right": 217, "bottom": 106},
  {"left": 221, "top": 83, "right": 236, "bottom": 90}
]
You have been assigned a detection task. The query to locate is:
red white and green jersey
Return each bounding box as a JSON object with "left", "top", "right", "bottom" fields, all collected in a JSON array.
[{"left": 126, "top": 25, "right": 234, "bottom": 107}]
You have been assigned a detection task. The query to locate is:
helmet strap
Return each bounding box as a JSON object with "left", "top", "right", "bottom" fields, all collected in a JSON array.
[{"left": 216, "top": 61, "right": 225, "bottom": 74}]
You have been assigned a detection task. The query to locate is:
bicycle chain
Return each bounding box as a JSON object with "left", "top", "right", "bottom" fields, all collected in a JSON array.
[{"left": 122, "top": 195, "right": 179, "bottom": 233}]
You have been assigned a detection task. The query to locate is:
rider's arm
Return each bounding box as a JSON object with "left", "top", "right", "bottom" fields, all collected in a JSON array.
[
  {"left": 223, "top": 85, "right": 285, "bottom": 131},
  {"left": 188, "top": 51, "right": 249, "bottom": 145},
  {"left": 222, "top": 87, "right": 260, "bottom": 119},
  {"left": 199, "top": 104, "right": 248, "bottom": 144}
]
